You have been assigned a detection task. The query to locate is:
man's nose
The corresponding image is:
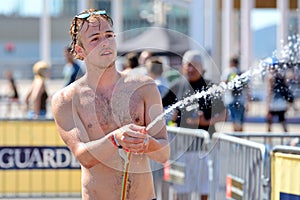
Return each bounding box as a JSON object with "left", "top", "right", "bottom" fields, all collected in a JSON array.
[{"left": 101, "top": 37, "right": 111, "bottom": 47}]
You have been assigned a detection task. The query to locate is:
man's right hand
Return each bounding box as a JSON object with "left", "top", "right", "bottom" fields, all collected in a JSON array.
[{"left": 115, "top": 124, "right": 148, "bottom": 153}]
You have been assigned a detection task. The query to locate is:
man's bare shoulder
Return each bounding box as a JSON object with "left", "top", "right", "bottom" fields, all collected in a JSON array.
[
  {"left": 51, "top": 80, "right": 86, "bottom": 115},
  {"left": 52, "top": 85, "right": 75, "bottom": 106},
  {"left": 121, "top": 71, "right": 155, "bottom": 85}
]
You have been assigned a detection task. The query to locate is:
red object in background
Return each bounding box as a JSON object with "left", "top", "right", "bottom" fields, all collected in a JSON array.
[
  {"left": 226, "top": 175, "right": 232, "bottom": 198},
  {"left": 4, "top": 42, "right": 16, "bottom": 53},
  {"left": 163, "top": 161, "right": 170, "bottom": 181}
]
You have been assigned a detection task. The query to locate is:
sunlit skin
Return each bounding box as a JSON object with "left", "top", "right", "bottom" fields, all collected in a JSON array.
[{"left": 52, "top": 14, "right": 169, "bottom": 200}]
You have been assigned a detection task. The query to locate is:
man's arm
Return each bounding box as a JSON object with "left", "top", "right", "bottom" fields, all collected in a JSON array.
[
  {"left": 141, "top": 80, "right": 170, "bottom": 163},
  {"left": 51, "top": 88, "right": 119, "bottom": 169}
]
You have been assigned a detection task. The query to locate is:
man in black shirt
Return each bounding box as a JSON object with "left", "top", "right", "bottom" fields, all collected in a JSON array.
[
  {"left": 162, "top": 50, "right": 227, "bottom": 200},
  {"left": 163, "top": 50, "right": 227, "bottom": 134}
]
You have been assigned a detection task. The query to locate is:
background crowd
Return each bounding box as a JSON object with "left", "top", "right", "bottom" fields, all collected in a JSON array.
[{"left": 0, "top": 48, "right": 299, "bottom": 132}]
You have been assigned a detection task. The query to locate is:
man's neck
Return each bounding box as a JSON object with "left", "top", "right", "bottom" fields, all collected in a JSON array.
[{"left": 86, "top": 64, "right": 119, "bottom": 90}]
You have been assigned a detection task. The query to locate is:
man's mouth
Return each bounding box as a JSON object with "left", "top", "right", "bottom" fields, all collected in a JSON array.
[{"left": 100, "top": 50, "right": 112, "bottom": 56}]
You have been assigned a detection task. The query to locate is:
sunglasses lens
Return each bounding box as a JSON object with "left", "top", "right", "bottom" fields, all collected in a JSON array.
[
  {"left": 94, "top": 10, "right": 106, "bottom": 15},
  {"left": 75, "top": 10, "right": 106, "bottom": 19},
  {"left": 76, "top": 13, "right": 90, "bottom": 19}
]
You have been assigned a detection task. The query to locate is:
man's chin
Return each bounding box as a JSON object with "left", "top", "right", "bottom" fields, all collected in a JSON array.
[{"left": 101, "top": 62, "right": 115, "bottom": 69}]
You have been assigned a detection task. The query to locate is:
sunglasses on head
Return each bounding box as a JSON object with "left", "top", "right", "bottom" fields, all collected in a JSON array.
[
  {"left": 75, "top": 10, "right": 107, "bottom": 20},
  {"left": 71, "top": 10, "right": 112, "bottom": 53},
  {"left": 73, "top": 10, "right": 108, "bottom": 33}
]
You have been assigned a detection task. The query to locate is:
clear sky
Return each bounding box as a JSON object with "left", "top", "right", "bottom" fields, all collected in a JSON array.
[
  {"left": 252, "top": 9, "right": 279, "bottom": 30},
  {"left": 0, "top": 0, "right": 18, "bottom": 14}
]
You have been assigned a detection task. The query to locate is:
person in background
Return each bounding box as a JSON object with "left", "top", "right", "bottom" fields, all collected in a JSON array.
[
  {"left": 2, "top": 70, "right": 20, "bottom": 118},
  {"left": 130, "top": 50, "right": 153, "bottom": 75},
  {"left": 146, "top": 57, "right": 169, "bottom": 99},
  {"left": 221, "top": 57, "right": 250, "bottom": 132},
  {"left": 63, "top": 46, "right": 84, "bottom": 86},
  {"left": 285, "top": 68, "right": 298, "bottom": 113},
  {"left": 265, "top": 57, "right": 290, "bottom": 132},
  {"left": 139, "top": 50, "right": 153, "bottom": 67},
  {"left": 51, "top": 9, "right": 169, "bottom": 200},
  {"left": 25, "top": 60, "right": 49, "bottom": 119},
  {"left": 163, "top": 67, "right": 181, "bottom": 88},
  {"left": 164, "top": 50, "right": 227, "bottom": 133},
  {"left": 163, "top": 50, "right": 227, "bottom": 200},
  {"left": 122, "top": 52, "right": 139, "bottom": 74}
]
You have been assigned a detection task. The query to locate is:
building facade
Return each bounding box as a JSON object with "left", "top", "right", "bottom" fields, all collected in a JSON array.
[{"left": 0, "top": 0, "right": 299, "bottom": 79}]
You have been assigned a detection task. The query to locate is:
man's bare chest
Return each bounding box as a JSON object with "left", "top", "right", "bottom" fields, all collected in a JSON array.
[{"left": 77, "top": 89, "right": 145, "bottom": 136}]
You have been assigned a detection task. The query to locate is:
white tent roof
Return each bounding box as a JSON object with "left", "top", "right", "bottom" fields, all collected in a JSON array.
[{"left": 117, "top": 26, "right": 191, "bottom": 55}]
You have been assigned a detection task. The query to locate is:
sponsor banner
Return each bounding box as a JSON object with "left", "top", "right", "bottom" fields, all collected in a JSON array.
[
  {"left": 0, "top": 146, "right": 80, "bottom": 170},
  {"left": 271, "top": 152, "right": 300, "bottom": 200},
  {"left": 0, "top": 121, "right": 82, "bottom": 194},
  {"left": 280, "top": 192, "right": 300, "bottom": 200}
]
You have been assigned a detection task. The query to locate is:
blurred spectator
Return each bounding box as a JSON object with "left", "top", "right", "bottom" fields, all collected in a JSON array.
[
  {"left": 25, "top": 61, "right": 50, "bottom": 119},
  {"left": 139, "top": 50, "right": 153, "bottom": 66},
  {"left": 130, "top": 50, "right": 153, "bottom": 75},
  {"left": 164, "top": 50, "right": 227, "bottom": 133},
  {"left": 63, "top": 46, "right": 84, "bottom": 86},
  {"left": 163, "top": 68, "right": 181, "bottom": 87},
  {"left": 2, "top": 70, "right": 20, "bottom": 118},
  {"left": 285, "top": 68, "right": 298, "bottom": 112},
  {"left": 146, "top": 57, "right": 169, "bottom": 99},
  {"left": 221, "top": 57, "right": 250, "bottom": 131},
  {"left": 163, "top": 50, "right": 227, "bottom": 200},
  {"left": 122, "top": 52, "right": 139, "bottom": 74},
  {"left": 264, "top": 57, "right": 292, "bottom": 132}
]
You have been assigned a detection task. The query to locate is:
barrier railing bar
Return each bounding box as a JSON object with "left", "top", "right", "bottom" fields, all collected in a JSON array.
[
  {"left": 226, "top": 132, "right": 300, "bottom": 138},
  {"left": 272, "top": 145, "right": 300, "bottom": 154},
  {"left": 213, "top": 133, "right": 266, "bottom": 155},
  {"left": 166, "top": 126, "right": 210, "bottom": 143}
]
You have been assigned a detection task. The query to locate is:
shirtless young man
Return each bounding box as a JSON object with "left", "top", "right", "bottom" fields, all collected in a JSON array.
[{"left": 51, "top": 9, "right": 170, "bottom": 200}]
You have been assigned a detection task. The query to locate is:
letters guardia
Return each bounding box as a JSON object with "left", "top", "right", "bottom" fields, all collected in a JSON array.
[{"left": 0, "top": 146, "right": 80, "bottom": 169}]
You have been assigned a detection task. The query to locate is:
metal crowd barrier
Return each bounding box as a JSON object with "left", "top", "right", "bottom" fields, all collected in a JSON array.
[
  {"left": 209, "top": 133, "right": 268, "bottom": 200},
  {"left": 226, "top": 132, "right": 300, "bottom": 146},
  {"left": 271, "top": 145, "right": 300, "bottom": 200},
  {"left": 154, "top": 126, "right": 210, "bottom": 200},
  {"left": 225, "top": 132, "right": 300, "bottom": 195}
]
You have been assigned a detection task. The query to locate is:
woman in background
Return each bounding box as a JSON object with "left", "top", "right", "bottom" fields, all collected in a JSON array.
[
  {"left": 2, "top": 70, "right": 20, "bottom": 118},
  {"left": 25, "top": 60, "right": 49, "bottom": 119}
]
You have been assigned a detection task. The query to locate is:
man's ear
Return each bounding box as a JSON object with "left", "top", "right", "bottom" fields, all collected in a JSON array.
[{"left": 75, "top": 45, "right": 85, "bottom": 60}]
